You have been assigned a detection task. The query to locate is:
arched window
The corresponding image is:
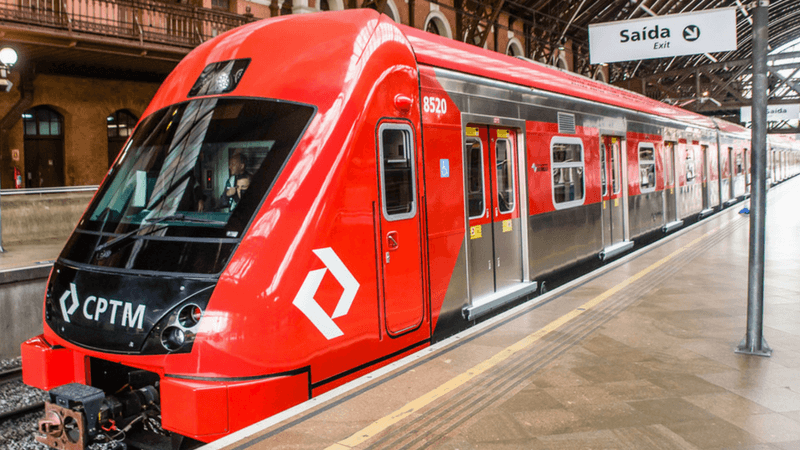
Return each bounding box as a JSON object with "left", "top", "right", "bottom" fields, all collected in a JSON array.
[
  {"left": 320, "top": 0, "right": 343, "bottom": 10},
  {"left": 363, "top": 0, "right": 399, "bottom": 21},
  {"left": 554, "top": 53, "right": 569, "bottom": 70},
  {"left": 22, "top": 106, "right": 65, "bottom": 187},
  {"left": 23, "top": 106, "right": 62, "bottom": 137},
  {"left": 423, "top": 11, "right": 453, "bottom": 39},
  {"left": 107, "top": 109, "right": 138, "bottom": 167},
  {"left": 593, "top": 67, "right": 607, "bottom": 83},
  {"left": 426, "top": 19, "right": 440, "bottom": 35},
  {"left": 506, "top": 38, "right": 524, "bottom": 57}
]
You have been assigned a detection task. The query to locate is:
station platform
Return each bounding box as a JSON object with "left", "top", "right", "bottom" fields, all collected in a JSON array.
[{"left": 204, "top": 177, "right": 800, "bottom": 450}]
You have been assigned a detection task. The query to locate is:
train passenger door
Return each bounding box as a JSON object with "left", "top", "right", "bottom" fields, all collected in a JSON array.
[
  {"left": 465, "top": 125, "right": 523, "bottom": 302},
  {"left": 663, "top": 141, "right": 679, "bottom": 225},
  {"left": 377, "top": 122, "right": 425, "bottom": 336},
  {"left": 600, "top": 136, "right": 629, "bottom": 253},
  {"left": 728, "top": 147, "right": 735, "bottom": 200},
  {"left": 701, "top": 145, "right": 710, "bottom": 210}
]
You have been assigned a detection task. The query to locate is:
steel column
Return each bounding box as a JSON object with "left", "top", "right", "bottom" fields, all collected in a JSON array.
[{"left": 736, "top": 0, "right": 771, "bottom": 357}]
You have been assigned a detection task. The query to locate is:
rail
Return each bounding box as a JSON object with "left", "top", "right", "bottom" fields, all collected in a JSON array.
[
  {"left": 0, "top": 185, "right": 98, "bottom": 195},
  {"left": 0, "top": 0, "right": 252, "bottom": 49}
]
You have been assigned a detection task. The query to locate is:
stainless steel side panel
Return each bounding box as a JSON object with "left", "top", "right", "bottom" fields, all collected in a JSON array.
[
  {"left": 493, "top": 217, "right": 523, "bottom": 290},
  {"left": 628, "top": 191, "right": 664, "bottom": 238},
  {"left": 528, "top": 203, "right": 602, "bottom": 280},
  {"left": 679, "top": 183, "right": 703, "bottom": 217},
  {"left": 709, "top": 179, "right": 720, "bottom": 209},
  {"left": 721, "top": 178, "right": 732, "bottom": 203},
  {"left": 611, "top": 195, "right": 624, "bottom": 243},
  {"left": 733, "top": 175, "right": 746, "bottom": 198},
  {"left": 468, "top": 223, "right": 495, "bottom": 299}
]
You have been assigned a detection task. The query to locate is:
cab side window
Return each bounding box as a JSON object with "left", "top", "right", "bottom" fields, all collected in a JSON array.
[{"left": 379, "top": 123, "right": 417, "bottom": 220}]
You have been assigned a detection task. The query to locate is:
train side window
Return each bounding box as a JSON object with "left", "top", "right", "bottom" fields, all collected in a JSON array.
[
  {"left": 686, "top": 150, "right": 696, "bottom": 182},
  {"left": 735, "top": 153, "right": 744, "bottom": 175},
  {"left": 379, "top": 123, "right": 417, "bottom": 221},
  {"left": 638, "top": 143, "right": 656, "bottom": 193},
  {"left": 466, "top": 138, "right": 485, "bottom": 218},
  {"left": 495, "top": 138, "right": 515, "bottom": 213},
  {"left": 551, "top": 136, "right": 585, "bottom": 208}
]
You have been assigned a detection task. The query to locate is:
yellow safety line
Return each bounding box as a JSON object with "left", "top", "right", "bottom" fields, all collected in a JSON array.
[{"left": 325, "top": 228, "right": 715, "bottom": 450}]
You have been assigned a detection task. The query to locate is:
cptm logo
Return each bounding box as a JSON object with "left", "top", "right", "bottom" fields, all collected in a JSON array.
[
  {"left": 292, "top": 248, "right": 360, "bottom": 340},
  {"left": 59, "top": 283, "right": 147, "bottom": 330}
]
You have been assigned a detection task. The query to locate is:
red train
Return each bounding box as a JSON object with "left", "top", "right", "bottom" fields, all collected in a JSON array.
[{"left": 22, "top": 9, "right": 800, "bottom": 450}]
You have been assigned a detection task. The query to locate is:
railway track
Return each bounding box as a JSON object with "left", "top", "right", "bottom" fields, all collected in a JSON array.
[
  {"left": 0, "top": 367, "right": 45, "bottom": 424},
  {"left": 0, "top": 367, "right": 23, "bottom": 385}
]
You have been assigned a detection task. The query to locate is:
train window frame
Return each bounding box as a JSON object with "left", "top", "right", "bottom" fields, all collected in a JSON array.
[
  {"left": 550, "top": 136, "right": 585, "bottom": 209},
  {"left": 638, "top": 142, "right": 656, "bottom": 193},
  {"left": 610, "top": 140, "right": 621, "bottom": 196},
  {"left": 378, "top": 121, "right": 417, "bottom": 222},
  {"left": 685, "top": 148, "right": 696, "bottom": 183},
  {"left": 600, "top": 142, "right": 607, "bottom": 196},
  {"left": 495, "top": 137, "right": 516, "bottom": 214},
  {"left": 466, "top": 137, "right": 486, "bottom": 219}
]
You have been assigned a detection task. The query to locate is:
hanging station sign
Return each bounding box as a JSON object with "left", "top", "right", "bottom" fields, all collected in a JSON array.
[
  {"left": 740, "top": 104, "right": 800, "bottom": 123},
  {"left": 588, "top": 8, "right": 738, "bottom": 65}
]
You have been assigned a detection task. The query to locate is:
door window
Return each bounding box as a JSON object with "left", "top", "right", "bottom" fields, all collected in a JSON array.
[
  {"left": 466, "top": 138, "right": 485, "bottom": 218},
  {"left": 495, "top": 138, "right": 515, "bottom": 214},
  {"left": 379, "top": 123, "right": 417, "bottom": 221}
]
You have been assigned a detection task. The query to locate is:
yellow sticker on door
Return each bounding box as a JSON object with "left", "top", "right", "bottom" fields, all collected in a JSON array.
[
  {"left": 497, "top": 129, "right": 509, "bottom": 138},
  {"left": 470, "top": 225, "right": 482, "bottom": 240},
  {"left": 502, "top": 220, "right": 512, "bottom": 232},
  {"left": 614, "top": 198, "right": 619, "bottom": 207}
]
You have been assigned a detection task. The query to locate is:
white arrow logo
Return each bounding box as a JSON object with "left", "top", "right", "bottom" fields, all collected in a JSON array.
[
  {"left": 59, "top": 283, "right": 80, "bottom": 323},
  {"left": 292, "top": 248, "right": 360, "bottom": 340}
]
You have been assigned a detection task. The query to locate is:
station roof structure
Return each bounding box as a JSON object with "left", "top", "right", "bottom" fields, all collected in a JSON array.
[
  {"left": 0, "top": 0, "right": 798, "bottom": 131},
  {"left": 479, "top": 0, "right": 800, "bottom": 131}
]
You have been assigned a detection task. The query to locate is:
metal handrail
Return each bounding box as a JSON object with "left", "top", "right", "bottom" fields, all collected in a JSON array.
[
  {"left": 0, "top": 185, "right": 98, "bottom": 195},
  {"left": 0, "top": 0, "right": 251, "bottom": 50}
]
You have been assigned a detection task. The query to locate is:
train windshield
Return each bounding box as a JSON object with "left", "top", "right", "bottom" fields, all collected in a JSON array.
[{"left": 63, "top": 98, "right": 315, "bottom": 275}]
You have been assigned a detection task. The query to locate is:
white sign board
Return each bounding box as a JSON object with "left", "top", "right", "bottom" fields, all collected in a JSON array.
[
  {"left": 740, "top": 104, "right": 800, "bottom": 123},
  {"left": 589, "top": 8, "right": 737, "bottom": 65}
]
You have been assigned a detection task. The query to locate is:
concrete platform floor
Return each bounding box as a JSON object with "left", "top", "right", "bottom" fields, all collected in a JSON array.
[
  {"left": 0, "top": 238, "right": 62, "bottom": 271},
  {"left": 206, "top": 178, "right": 800, "bottom": 450}
]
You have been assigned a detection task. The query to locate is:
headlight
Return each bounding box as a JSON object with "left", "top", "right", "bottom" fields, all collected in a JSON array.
[{"left": 141, "top": 299, "right": 209, "bottom": 355}]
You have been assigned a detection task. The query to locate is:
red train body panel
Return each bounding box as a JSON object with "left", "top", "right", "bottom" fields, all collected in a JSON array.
[{"left": 21, "top": 9, "right": 800, "bottom": 449}]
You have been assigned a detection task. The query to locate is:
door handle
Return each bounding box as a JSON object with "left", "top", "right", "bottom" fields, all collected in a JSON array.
[{"left": 387, "top": 231, "right": 399, "bottom": 250}]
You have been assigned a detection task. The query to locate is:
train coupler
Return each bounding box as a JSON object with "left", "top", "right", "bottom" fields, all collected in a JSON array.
[
  {"left": 36, "top": 383, "right": 105, "bottom": 449},
  {"left": 36, "top": 382, "right": 161, "bottom": 450}
]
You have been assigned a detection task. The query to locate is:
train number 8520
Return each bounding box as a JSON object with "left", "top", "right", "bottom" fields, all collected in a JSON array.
[{"left": 423, "top": 96, "right": 447, "bottom": 115}]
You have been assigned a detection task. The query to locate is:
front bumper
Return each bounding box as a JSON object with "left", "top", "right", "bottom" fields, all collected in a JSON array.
[{"left": 22, "top": 335, "right": 311, "bottom": 442}]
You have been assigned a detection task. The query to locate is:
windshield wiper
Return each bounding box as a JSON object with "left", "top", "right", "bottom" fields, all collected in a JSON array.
[{"left": 94, "top": 214, "right": 225, "bottom": 258}]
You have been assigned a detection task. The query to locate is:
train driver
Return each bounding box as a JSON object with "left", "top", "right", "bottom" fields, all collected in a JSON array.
[{"left": 220, "top": 151, "right": 250, "bottom": 210}]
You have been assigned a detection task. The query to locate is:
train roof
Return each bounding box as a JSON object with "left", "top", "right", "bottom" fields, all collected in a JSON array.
[{"left": 397, "top": 22, "right": 749, "bottom": 135}]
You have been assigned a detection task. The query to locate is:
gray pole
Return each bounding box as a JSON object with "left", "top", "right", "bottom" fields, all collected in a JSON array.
[{"left": 736, "top": 0, "right": 771, "bottom": 357}]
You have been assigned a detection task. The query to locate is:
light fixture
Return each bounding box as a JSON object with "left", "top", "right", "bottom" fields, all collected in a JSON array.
[
  {"left": 0, "top": 47, "right": 17, "bottom": 67},
  {"left": 0, "top": 47, "right": 16, "bottom": 93}
]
